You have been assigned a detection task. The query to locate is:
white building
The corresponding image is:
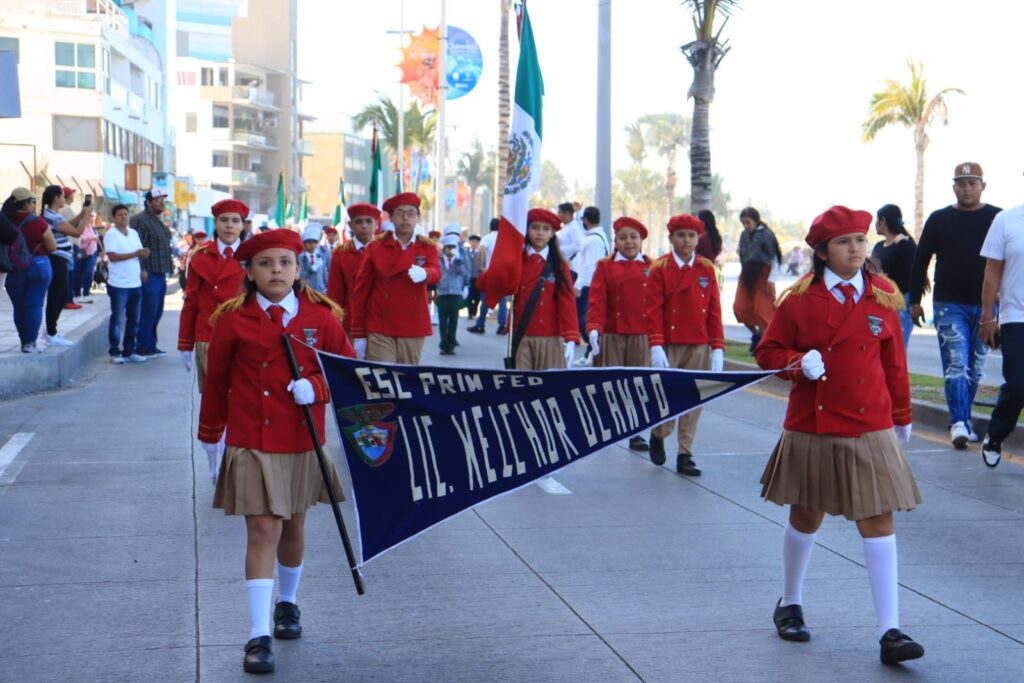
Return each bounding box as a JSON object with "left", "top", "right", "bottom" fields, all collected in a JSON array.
[{"left": 0, "top": 0, "right": 171, "bottom": 209}]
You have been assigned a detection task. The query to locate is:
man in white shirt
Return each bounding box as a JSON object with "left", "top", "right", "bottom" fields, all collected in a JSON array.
[
  {"left": 979, "top": 202, "right": 1024, "bottom": 466},
  {"left": 103, "top": 204, "right": 149, "bottom": 364},
  {"left": 469, "top": 218, "right": 509, "bottom": 334},
  {"left": 557, "top": 202, "right": 585, "bottom": 270},
  {"left": 574, "top": 206, "right": 610, "bottom": 362}
]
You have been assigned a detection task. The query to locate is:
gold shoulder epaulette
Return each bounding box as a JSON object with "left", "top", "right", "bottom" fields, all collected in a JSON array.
[
  {"left": 870, "top": 273, "right": 905, "bottom": 311},
  {"left": 374, "top": 232, "right": 389, "bottom": 241},
  {"left": 417, "top": 234, "right": 439, "bottom": 247},
  {"left": 598, "top": 254, "right": 614, "bottom": 264},
  {"left": 697, "top": 256, "right": 715, "bottom": 269},
  {"left": 209, "top": 292, "right": 248, "bottom": 325},
  {"left": 190, "top": 242, "right": 211, "bottom": 256},
  {"left": 303, "top": 287, "right": 345, "bottom": 323},
  {"left": 775, "top": 274, "right": 814, "bottom": 307},
  {"left": 650, "top": 255, "right": 671, "bottom": 270}
]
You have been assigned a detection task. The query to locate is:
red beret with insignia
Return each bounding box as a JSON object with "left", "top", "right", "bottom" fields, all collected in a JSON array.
[
  {"left": 527, "top": 208, "right": 561, "bottom": 231},
  {"left": 211, "top": 199, "right": 250, "bottom": 220},
  {"left": 667, "top": 214, "right": 704, "bottom": 235},
  {"left": 613, "top": 216, "right": 648, "bottom": 240},
  {"left": 805, "top": 205, "right": 872, "bottom": 248},
  {"left": 347, "top": 202, "right": 381, "bottom": 222},
  {"left": 382, "top": 192, "right": 421, "bottom": 215},
  {"left": 234, "top": 228, "right": 303, "bottom": 262}
]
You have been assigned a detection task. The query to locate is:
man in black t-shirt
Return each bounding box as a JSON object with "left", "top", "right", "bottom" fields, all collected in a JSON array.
[{"left": 909, "top": 162, "right": 1001, "bottom": 449}]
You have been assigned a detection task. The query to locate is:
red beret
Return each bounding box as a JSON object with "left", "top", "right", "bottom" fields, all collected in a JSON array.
[
  {"left": 62, "top": 186, "right": 76, "bottom": 197},
  {"left": 347, "top": 202, "right": 381, "bottom": 222},
  {"left": 234, "top": 228, "right": 303, "bottom": 262},
  {"left": 613, "top": 216, "right": 648, "bottom": 240},
  {"left": 527, "top": 208, "right": 561, "bottom": 231},
  {"left": 805, "top": 205, "right": 872, "bottom": 247},
  {"left": 212, "top": 199, "right": 250, "bottom": 219},
  {"left": 667, "top": 214, "right": 704, "bottom": 235},
  {"left": 382, "top": 192, "right": 421, "bottom": 215},
  {"left": 428, "top": 230, "right": 442, "bottom": 239},
  {"left": 323, "top": 226, "right": 339, "bottom": 235},
  {"left": 193, "top": 230, "right": 208, "bottom": 238}
]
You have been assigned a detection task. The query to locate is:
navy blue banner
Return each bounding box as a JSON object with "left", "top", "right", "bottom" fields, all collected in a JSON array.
[{"left": 316, "top": 353, "right": 777, "bottom": 565}]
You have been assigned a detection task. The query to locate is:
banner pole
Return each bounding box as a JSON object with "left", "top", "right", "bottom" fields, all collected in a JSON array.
[
  {"left": 505, "top": 294, "right": 516, "bottom": 364},
  {"left": 281, "top": 334, "right": 366, "bottom": 595}
]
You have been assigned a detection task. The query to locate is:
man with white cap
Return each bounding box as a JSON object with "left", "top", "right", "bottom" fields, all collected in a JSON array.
[{"left": 298, "top": 222, "right": 329, "bottom": 293}]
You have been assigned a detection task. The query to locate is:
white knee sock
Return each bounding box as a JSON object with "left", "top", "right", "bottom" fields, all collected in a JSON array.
[
  {"left": 277, "top": 562, "right": 303, "bottom": 604},
  {"left": 247, "top": 578, "right": 274, "bottom": 639},
  {"left": 863, "top": 534, "right": 899, "bottom": 637},
  {"left": 781, "top": 523, "right": 817, "bottom": 607}
]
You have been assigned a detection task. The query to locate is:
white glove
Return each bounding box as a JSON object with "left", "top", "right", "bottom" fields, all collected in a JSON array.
[
  {"left": 354, "top": 338, "right": 367, "bottom": 359},
  {"left": 287, "top": 378, "right": 315, "bottom": 405},
  {"left": 588, "top": 330, "right": 601, "bottom": 357},
  {"left": 893, "top": 423, "right": 912, "bottom": 444},
  {"left": 651, "top": 345, "right": 669, "bottom": 369},
  {"left": 710, "top": 348, "right": 724, "bottom": 373},
  {"left": 180, "top": 350, "right": 193, "bottom": 372},
  {"left": 461, "top": 286, "right": 469, "bottom": 299},
  {"left": 408, "top": 264, "right": 427, "bottom": 283},
  {"left": 201, "top": 441, "right": 220, "bottom": 486},
  {"left": 801, "top": 349, "right": 826, "bottom": 381},
  {"left": 563, "top": 340, "right": 576, "bottom": 366}
]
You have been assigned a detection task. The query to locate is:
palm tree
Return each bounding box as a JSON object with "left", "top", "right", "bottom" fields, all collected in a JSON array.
[
  {"left": 863, "top": 59, "right": 963, "bottom": 236},
  {"left": 494, "top": 0, "right": 513, "bottom": 217},
  {"left": 625, "top": 114, "right": 690, "bottom": 217},
  {"left": 679, "top": 0, "right": 738, "bottom": 213},
  {"left": 353, "top": 95, "right": 436, "bottom": 190},
  {"left": 458, "top": 138, "right": 494, "bottom": 231},
  {"left": 406, "top": 106, "right": 437, "bottom": 202}
]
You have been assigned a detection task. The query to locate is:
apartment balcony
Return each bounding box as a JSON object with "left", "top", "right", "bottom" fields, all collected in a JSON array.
[
  {"left": 128, "top": 93, "right": 145, "bottom": 120},
  {"left": 49, "top": 0, "right": 128, "bottom": 35},
  {"left": 231, "top": 170, "right": 273, "bottom": 188},
  {"left": 297, "top": 139, "right": 314, "bottom": 156},
  {"left": 233, "top": 86, "right": 280, "bottom": 112},
  {"left": 296, "top": 100, "right": 317, "bottom": 121},
  {"left": 232, "top": 131, "right": 278, "bottom": 150},
  {"left": 110, "top": 81, "right": 128, "bottom": 109}
]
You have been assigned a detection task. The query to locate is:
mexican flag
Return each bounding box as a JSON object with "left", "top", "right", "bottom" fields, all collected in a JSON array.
[
  {"left": 298, "top": 192, "right": 308, "bottom": 223},
  {"left": 368, "top": 126, "right": 384, "bottom": 209},
  {"left": 482, "top": 0, "right": 544, "bottom": 307},
  {"left": 332, "top": 178, "right": 347, "bottom": 227},
  {"left": 274, "top": 172, "right": 286, "bottom": 228}
]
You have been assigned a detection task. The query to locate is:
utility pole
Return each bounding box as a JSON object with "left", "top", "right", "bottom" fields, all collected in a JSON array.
[
  {"left": 595, "top": 0, "right": 611, "bottom": 238},
  {"left": 435, "top": 0, "right": 448, "bottom": 230}
]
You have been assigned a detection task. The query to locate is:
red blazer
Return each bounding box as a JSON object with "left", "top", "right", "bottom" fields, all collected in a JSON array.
[
  {"left": 348, "top": 233, "right": 441, "bottom": 339},
  {"left": 645, "top": 254, "right": 724, "bottom": 349},
  {"left": 513, "top": 252, "right": 581, "bottom": 342},
  {"left": 755, "top": 273, "right": 911, "bottom": 437},
  {"left": 177, "top": 244, "right": 245, "bottom": 350},
  {"left": 586, "top": 255, "right": 653, "bottom": 335},
  {"left": 326, "top": 240, "right": 366, "bottom": 332},
  {"left": 198, "top": 291, "right": 355, "bottom": 452}
]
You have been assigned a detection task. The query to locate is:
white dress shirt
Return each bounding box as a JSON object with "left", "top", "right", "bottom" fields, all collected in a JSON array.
[
  {"left": 217, "top": 237, "right": 241, "bottom": 257},
  {"left": 823, "top": 267, "right": 864, "bottom": 304},
  {"left": 256, "top": 289, "right": 298, "bottom": 327},
  {"left": 671, "top": 251, "right": 697, "bottom": 269},
  {"left": 575, "top": 227, "right": 610, "bottom": 289}
]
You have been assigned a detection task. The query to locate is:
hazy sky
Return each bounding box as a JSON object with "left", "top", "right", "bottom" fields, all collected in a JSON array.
[{"left": 298, "top": 0, "right": 1024, "bottom": 223}]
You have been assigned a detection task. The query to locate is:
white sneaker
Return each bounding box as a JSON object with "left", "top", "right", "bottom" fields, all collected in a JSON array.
[
  {"left": 126, "top": 353, "right": 148, "bottom": 363},
  {"left": 43, "top": 333, "right": 74, "bottom": 347},
  {"left": 78, "top": 297, "right": 94, "bottom": 303},
  {"left": 21, "top": 343, "right": 43, "bottom": 354},
  {"left": 111, "top": 355, "right": 126, "bottom": 364},
  {"left": 950, "top": 421, "right": 970, "bottom": 450},
  {"left": 967, "top": 426, "right": 980, "bottom": 443}
]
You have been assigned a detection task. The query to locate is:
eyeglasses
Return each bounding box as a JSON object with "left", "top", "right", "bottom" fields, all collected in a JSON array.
[{"left": 392, "top": 208, "right": 419, "bottom": 218}]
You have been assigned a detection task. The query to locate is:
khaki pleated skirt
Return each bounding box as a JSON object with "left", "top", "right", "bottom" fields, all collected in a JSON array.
[
  {"left": 760, "top": 428, "right": 922, "bottom": 520},
  {"left": 594, "top": 333, "right": 650, "bottom": 368},
  {"left": 213, "top": 446, "right": 345, "bottom": 519},
  {"left": 516, "top": 335, "right": 566, "bottom": 370}
]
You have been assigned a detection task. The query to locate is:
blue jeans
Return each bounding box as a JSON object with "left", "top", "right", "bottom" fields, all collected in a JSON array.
[
  {"left": 576, "top": 286, "right": 590, "bottom": 342},
  {"left": 897, "top": 293, "right": 913, "bottom": 349},
  {"left": 138, "top": 271, "right": 167, "bottom": 352},
  {"left": 934, "top": 301, "right": 992, "bottom": 426},
  {"left": 108, "top": 284, "right": 142, "bottom": 357},
  {"left": 4, "top": 256, "right": 52, "bottom": 346},
  {"left": 72, "top": 250, "right": 98, "bottom": 298},
  {"left": 988, "top": 323, "right": 1024, "bottom": 443},
  {"left": 475, "top": 295, "right": 508, "bottom": 328}
]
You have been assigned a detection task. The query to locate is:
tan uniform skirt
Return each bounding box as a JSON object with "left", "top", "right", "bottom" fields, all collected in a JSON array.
[
  {"left": 516, "top": 335, "right": 566, "bottom": 370},
  {"left": 194, "top": 341, "right": 209, "bottom": 392},
  {"left": 760, "top": 428, "right": 922, "bottom": 521},
  {"left": 594, "top": 333, "right": 650, "bottom": 368},
  {"left": 213, "top": 446, "right": 345, "bottom": 519},
  {"left": 366, "top": 333, "right": 425, "bottom": 365}
]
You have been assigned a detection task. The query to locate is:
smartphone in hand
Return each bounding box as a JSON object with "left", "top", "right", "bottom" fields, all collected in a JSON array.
[{"left": 83, "top": 194, "right": 93, "bottom": 207}]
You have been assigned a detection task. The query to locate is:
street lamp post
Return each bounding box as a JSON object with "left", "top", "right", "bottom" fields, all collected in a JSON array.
[
  {"left": 596, "top": 0, "right": 612, "bottom": 239},
  {"left": 435, "top": 0, "right": 448, "bottom": 230}
]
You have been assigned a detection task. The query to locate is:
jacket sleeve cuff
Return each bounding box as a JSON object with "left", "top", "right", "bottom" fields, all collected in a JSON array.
[
  {"left": 197, "top": 422, "right": 224, "bottom": 444},
  {"left": 310, "top": 373, "right": 331, "bottom": 404},
  {"left": 892, "top": 406, "right": 912, "bottom": 426},
  {"left": 648, "top": 335, "right": 664, "bottom": 348}
]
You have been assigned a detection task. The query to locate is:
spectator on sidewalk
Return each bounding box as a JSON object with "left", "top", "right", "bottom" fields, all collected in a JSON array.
[
  {"left": 871, "top": 204, "right": 919, "bottom": 349},
  {"left": 71, "top": 204, "right": 100, "bottom": 303},
  {"left": 40, "top": 185, "right": 89, "bottom": 347},
  {"left": 131, "top": 188, "right": 173, "bottom": 358},
  {"left": 437, "top": 234, "right": 468, "bottom": 355},
  {"left": 696, "top": 209, "right": 724, "bottom": 264},
  {"left": 3, "top": 187, "right": 56, "bottom": 353},
  {"left": 978, "top": 200, "right": 1024, "bottom": 467},
  {"left": 104, "top": 204, "right": 149, "bottom": 364},
  {"left": 909, "top": 162, "right": 1001, "bottom": 449},
  {"left": 464, "top": 234, "right": 483, "bottom": 319},
  {"left": 574, "top": 206, "right": 610, "bottom": 364},
  {"left": 469, "top": 218, "right": 509, "bottom": 335},
  {"left": 734, "top": 206, "right": 782, "bottom": 355},
  {"left": 556, "top": 201, "right": 585, "bottom": 272}
]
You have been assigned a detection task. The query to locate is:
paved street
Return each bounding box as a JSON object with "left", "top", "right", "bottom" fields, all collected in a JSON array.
[{"left": 2, "top": 293, "right": 1024, "bottom": 682}]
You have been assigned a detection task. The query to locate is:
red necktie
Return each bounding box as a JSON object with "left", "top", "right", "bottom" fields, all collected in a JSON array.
[
  {"left": 223, "top": 246, "right": 233, "bottom": 260},
  {"left": 267, "top": 304, "right": 285, "bottom": 330},
  {"left": 838, "top": 283, "right": 856, "bottom": 312}
]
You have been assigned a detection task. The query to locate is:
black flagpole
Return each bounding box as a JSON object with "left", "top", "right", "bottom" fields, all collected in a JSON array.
[{"left": 281, "top": 334, "right": 365, "bottom": 595}]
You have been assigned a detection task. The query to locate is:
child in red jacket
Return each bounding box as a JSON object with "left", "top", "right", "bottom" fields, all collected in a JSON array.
[
  {"left": 199, "top": 229, "right": 355, "bottom": 674},
  {"left": 586, "top": 215, "right": 653, "bottom": 451},
  {"left": 645, "top": 214, "right": 725, "bottom": 476},
  {"left": 756, "top": 205, "right": 923, "bottom": 665}
]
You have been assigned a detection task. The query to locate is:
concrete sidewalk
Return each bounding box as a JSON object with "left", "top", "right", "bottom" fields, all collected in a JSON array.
[{"left": 1, "top": 306, "right": 1024, "bottom": 682}]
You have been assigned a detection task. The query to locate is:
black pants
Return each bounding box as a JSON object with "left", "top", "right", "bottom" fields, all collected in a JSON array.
[
  {"left": 467, "top": 277, "right": 482, "bottom": 317},
  {"left": 576, "top": 286, "right": 590, "bottom": 350},
  {"left": 46, "top": 254, "right": 70, "bottom": 336},
  {"left": 988, "top": 323, "right": 1024, "bottom": 443}
]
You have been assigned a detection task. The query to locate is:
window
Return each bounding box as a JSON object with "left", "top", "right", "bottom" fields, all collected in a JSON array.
[
  {"left": 0, "top": 36, "right": 18, "bottom": 62},
  {"left": 55, "top": 41, "right": 96, "bottom": 89},
  {"left": 185, "top": 113, "right": 197, "bottom": 132},
  {"left": 212, "top": 105, "right": 229, "bottom": 128},
  {"left": 53, "top": 115, "right": 100, "bottom": 152},
  {"left": 101, "top": 47, "right": 110, "bottom": 94},
  {"left": 212, "top": 152, "right": 229, "bottom": 167},
  {"left": 201, "top": 67, "right": 214, "bottom": 86}
]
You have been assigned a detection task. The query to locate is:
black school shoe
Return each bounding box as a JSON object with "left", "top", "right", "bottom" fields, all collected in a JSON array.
[
  {"left": 467, "top": 325, "right": 484, "bottom": 334},
  {"left": 649, "top": 435, "right": 666, "bottom": 465},
  {"left": 495, "top": 325, "right": 508, "bottom": 335},
  {"left": 628, "top": 436, "right": 649, "bottom": 452},
  {"left": 773, "top": 598, "right": 811, "bottom": 642},
  {"left": 676, "top": 453, "right": 702, "bottom": 476},
  {"left": 243, "top": 636, "right": 274, "bottom": 673},
  {"left": 748, "top": 333, "right": 762, "bottom": 356},
  {"left": 273, "top": 601, "right": 302, "bottom": 639},
  {"left": 879, "top": 628, "right": 924, "bottom": 665},
  {"left": 982, "top": 435, "right": 1002, "bottom": 468}
]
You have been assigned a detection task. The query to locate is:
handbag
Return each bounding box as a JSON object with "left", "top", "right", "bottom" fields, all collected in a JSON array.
[
  {"left": 503, "top": 254, "right": 555, "bottom": 369},
  {"left": 94, "top": 258, "right": 109, "bottom": 285}
]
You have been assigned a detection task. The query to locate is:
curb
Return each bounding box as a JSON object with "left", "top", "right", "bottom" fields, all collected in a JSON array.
[{"left": 724, "top": 357, "right": 1024, "bottom": 451}]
